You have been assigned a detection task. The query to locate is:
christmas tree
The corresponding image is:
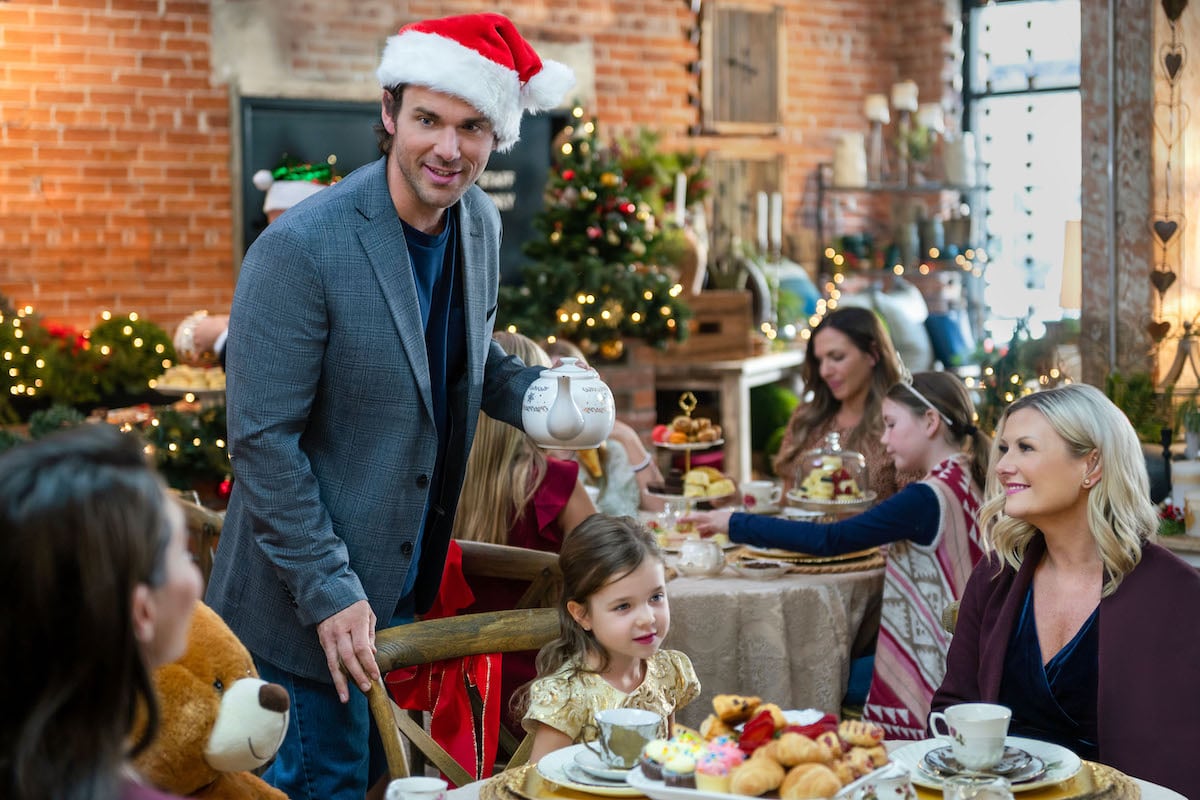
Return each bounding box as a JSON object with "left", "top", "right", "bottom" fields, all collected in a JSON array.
[{"left": 498, "top": 109, "right": 691, "bottom": 357}]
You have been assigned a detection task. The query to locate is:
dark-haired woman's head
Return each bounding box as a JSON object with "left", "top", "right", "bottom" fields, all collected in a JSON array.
[{"left": 0, "top": 423, "right": 202, "bottom": 798}]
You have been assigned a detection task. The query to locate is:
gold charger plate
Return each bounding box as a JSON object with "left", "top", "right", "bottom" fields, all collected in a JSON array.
[
  {"left": 739, "top": 546, "right": 879, "bottom": 564},
  {"left": 911, "top": 761, "right": 1131, "bottom": 800},
  {"left": 484, "top": 764, "right": 647, "bottom": 800}
]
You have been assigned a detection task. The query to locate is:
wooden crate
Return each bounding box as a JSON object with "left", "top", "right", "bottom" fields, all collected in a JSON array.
[{"left": 646, "top": 289, "right": 754, "bottom": 363}]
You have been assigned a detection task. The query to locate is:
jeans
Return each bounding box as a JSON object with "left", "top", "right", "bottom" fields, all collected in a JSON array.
[{"left": 255, "top": 603, "right": 413, "bottom": 800}]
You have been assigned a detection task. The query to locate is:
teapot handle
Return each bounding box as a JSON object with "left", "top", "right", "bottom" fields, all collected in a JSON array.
[{"left": 546, "top": 374, "right": 585, "bottom": 440}]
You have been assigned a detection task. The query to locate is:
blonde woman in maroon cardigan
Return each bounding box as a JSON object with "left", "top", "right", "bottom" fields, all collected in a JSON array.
[{"left": 932, "top": 384, "right": 1200, "bottom": 799}]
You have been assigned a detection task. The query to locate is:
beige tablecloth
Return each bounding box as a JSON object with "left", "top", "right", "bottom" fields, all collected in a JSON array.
[{"left": 662, "top": 563, "right": 884, "bottom": 728}]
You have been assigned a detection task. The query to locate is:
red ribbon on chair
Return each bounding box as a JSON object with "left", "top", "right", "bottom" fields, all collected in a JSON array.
[{"left": 384, "top": 541, "right": 502, "bottom": 780}]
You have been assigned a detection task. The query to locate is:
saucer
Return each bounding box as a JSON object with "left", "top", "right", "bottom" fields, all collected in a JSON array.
[
  {"left": 742, "top": 503, "right": 781, "bottom": 515},
  {"left": 921, "top": 745, "right": 1043, "bottom": 781},
  {"left": 574, "top": 748, "right": 635, "bottom": 781},
  {"left": 891, "top": 736, "right": 1081, "bottom": 793}
]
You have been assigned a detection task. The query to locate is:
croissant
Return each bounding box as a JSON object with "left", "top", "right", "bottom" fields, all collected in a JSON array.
[
  {"left": 773, "top": 732, "right": 831, "bottom": 767},
  {"left": 828, "top": 760, "right": 856, "bottom": 786},
  {"left": 729, "top": 757, "right": 785, "bottom": 796},
  {"left": 837, "top": 719, "right": 884, "bottom": 747},
  {"left": 779, "top": 763, "right": 843, "bottom": 800},
  {"left": 815, "top": 731, "right": 843, "bottom": 759}
]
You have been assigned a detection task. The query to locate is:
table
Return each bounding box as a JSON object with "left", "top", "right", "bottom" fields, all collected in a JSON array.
[
  {"left": 654, "top": 350, "right": 805, "bottom": 485},
  {"left": 443, "top": 769, "right": 1183, "bottom": 800},
  {"left": 661, "top": 561, "right": 883, "bottom": 729}
]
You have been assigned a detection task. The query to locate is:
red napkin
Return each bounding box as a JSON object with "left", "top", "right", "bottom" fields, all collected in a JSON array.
[{"left": 384, "top": 541, "right": 502, "bottom": 781}]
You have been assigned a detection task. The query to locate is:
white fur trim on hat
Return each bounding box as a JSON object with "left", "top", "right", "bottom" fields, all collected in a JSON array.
[
  {"left": 376, "top": 16, "right": 575, "bottom": 152},
  {"left": 263, "top": 181, "right": 327, "bottom": 213}
]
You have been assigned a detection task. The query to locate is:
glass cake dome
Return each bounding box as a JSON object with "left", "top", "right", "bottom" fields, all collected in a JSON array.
[{"left": 792, "top": 431, "right": 870, "bottom": 504}]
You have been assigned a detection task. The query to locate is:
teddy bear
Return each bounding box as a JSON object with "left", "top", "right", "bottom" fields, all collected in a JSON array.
[{"left": 133, "top": 602, "right": 291, "bottom": 799}]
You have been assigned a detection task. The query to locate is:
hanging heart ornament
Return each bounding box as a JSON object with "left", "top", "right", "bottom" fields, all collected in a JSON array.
[
  {"left": 1152, "top": 216, "right": 1184, "bottom": 246},
  {"left": 1162, "top": 0, "right": 1189, "bottom": 23},
  {"left": 1151, "top": 269, "right": 1178, "bottom": 295},
  {"left": 1148, "top": 320, "right": 1172, "bottom": 342},
  {"left": 1153, "top": 101, "right": 1191, "bottom": 147},
  {"left": 1160, "top": 44, "right": 1186, "bottom": 81}
]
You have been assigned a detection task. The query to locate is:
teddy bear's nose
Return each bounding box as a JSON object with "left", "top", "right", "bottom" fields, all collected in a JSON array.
[{"left": 259, "top": 683, "right": 291, "bottom": 714}]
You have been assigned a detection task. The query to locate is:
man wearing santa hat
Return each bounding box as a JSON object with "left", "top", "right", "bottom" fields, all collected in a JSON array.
[{"left": 205, "top": 14, "right": 575, "bottom": 798}]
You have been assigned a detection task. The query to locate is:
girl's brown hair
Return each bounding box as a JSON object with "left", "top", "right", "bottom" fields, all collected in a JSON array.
[
  {"left": 886, "top": 370, "right": 991, "bottom": 487},
  {"left": 512, "top": 514, "right": 662, "bottom": 719}
]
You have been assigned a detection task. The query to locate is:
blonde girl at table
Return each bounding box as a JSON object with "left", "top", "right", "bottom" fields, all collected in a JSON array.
[
  {"left": 932, "top": 384, "right": 1200, "bottom": 800},
  {"left": 773, "top": 306, "right": 916, "bottom": 500},
  {"left": 519, "top": 515, "right": 701, "bottom": 763},
  {"left": 684, "top": 371, "right": 989, "bottom": 740}
]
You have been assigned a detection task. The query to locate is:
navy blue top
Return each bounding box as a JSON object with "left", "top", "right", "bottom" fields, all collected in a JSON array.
[
  {"left": 729, "top": 481, "right": 940, "bottom": 555},
  {"left": 998, "top": 586, "right": 1099, "bottom": 759},
  {"left": 397, "top": 210, "right": 465, "bottom": 604}
]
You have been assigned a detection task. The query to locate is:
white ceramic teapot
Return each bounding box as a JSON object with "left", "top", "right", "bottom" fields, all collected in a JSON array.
[{"left": 522, "top": 357, "right": 615, "bottom": 450}]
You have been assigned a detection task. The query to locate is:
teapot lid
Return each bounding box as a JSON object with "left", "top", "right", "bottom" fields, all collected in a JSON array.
[{"left": 540, "top": 357, "right": 594, "bottom": 378}]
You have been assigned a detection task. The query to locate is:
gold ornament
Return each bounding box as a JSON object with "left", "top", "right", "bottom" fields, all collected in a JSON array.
[
  {"left": 599, "top": 338, "right": 625, "bottom": 361},
  {"left": 600, "top": 172, "right": 619, "bottom": 187}
]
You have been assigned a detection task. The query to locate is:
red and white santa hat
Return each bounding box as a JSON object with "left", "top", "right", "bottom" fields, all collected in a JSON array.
[{"left": 376, "top": 13, "right": 575, "bottom": 153}]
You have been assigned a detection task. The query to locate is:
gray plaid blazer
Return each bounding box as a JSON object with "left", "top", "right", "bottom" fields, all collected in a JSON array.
[{"left": 206, "top": 157, "right": 539, "bottom": 682}]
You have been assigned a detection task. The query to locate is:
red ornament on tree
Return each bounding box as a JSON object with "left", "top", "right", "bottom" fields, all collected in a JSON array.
[
  {"left": 218, "top": 475, "right": 233, "bottom": 499},
  {"left": 562, "top": 169, "right": 575, "bottom": 181}
]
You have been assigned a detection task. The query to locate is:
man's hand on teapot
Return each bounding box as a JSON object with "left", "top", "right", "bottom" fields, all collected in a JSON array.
[{"left": 680, "top": 509, "right": 733, "bottom": 537}]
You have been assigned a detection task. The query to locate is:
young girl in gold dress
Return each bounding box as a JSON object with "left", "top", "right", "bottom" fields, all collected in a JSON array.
[{"left": 520, "top": 515, "right": 701, "bottom": 763}]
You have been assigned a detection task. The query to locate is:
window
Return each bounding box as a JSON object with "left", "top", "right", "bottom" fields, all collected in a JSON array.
[
  {"left": 700, "top": 4, "right": 785, "bottom": 134},
  {"left": 969, "top": 0, "right": 1082, "bottom": 343}
]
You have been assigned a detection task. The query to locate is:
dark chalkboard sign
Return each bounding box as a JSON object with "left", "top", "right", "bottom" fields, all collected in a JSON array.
[{"left": 239, "top": 95, "right": 562, "bottom": 283}]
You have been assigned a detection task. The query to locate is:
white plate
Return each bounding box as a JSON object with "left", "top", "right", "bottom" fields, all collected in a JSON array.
[
  {"left": 786, "top": 490, "right": 878, "bottom": 514},
  {"left": 538, "top": 744, "right": 642, "bottom": 797},
  {"left": 890, "top": 736, "right": 1082, "bottom": 793},
  {"left": 655, "top": 439, "right": 724, "bottom": 451},
  {"left": 730, "top": 559, "right": 791, "bottom": 580},
  {"left": 574, "top": 748, "right": 634, "bottom": 782}
]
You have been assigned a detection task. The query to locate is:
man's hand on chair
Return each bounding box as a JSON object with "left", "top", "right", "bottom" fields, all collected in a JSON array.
[{"left": 318, "top": 599, "right": 379, "bottom": 702}]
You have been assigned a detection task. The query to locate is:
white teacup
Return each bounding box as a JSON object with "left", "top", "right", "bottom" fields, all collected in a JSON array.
[
  {"left": 582, "top": 708, "right": 664, "bottom": 769},
  {"left": 929, "top": 703, "right": 1012, "bottom": 771},
  {"left": 742, "top": 480, "right": 782, "bottom": 510},
  {"left": 385, "top": 777, "right": 447, "bottom": 800}
]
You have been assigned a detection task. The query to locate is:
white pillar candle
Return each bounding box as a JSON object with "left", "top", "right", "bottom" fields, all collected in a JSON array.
[
  {"left": 674, "top": 172, "right": 687, "bottom": 227},
  {"left": 770, "top": 192, "right": 783, "bottom": 253},
  {"left": 891, "top": 80, "right": 919, "bottom": 112},
  {"left": 917, "top": 102, "right": 945, "bottom": 134},
  {"left": 756, "top": 191, "right": 769, "bottom": 253},
  {"left": 864, "top": 93, "right": 890, "bottom": 124}
]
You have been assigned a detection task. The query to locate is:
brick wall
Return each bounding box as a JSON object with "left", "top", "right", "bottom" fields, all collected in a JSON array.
[{"left": 0, "top": 0, "right": 953, "bottom": 336}]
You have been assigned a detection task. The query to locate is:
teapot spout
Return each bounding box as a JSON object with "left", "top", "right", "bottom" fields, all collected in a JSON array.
[{"left": 546, "top": 374, "right": 586, "bottom": 440}]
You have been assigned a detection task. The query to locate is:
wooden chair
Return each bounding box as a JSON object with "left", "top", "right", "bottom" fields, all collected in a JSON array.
[
  {"left": 174, "top": 494, "right": 224, "bottom": 586},
  {"left": 367, "top": 607, "right": 559, "bottom": 787},
  {"left": 455, "top": 539, "right": 562, "bottom": 610}
]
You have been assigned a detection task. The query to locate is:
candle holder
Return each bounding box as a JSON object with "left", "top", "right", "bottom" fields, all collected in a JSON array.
[
  {"left": 895, "top": 109, "right": 912, "bottom": 187},
  {"left": 867, "top": 120, "right": 888, "bottom": 184}
]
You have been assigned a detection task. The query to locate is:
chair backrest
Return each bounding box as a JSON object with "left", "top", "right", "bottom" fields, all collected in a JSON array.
[
  {"left": 174, "top": 495, "right": 224, "bottom": 586},
  {"left": 368, "top": 607, "right": 560, "bottom": 787},
  {"left": 456, "top": 539, "right": 563, "bottom": 609}
]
